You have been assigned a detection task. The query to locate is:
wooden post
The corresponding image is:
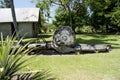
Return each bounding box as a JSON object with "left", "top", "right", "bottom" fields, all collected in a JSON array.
[{"left": 10, "top": 0, "right": 20, "bottom": 41}]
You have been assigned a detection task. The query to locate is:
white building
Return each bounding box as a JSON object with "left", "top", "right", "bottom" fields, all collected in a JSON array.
[{"left": 0, "top": 8, "right": 40, "bottom": 38}]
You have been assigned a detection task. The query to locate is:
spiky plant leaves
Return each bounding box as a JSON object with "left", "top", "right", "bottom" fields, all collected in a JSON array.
[
  {"left": 0, "top": 34, "right": 56, "bottom": 80},
  {"left": 16, "top": 70, "right": 56, "bottom": 80},
  {"left": 30, "top": 70, "right": 56, "bottom": 80},
  {"left": 0, "top": 34, "right": 32, "bottom": 80}
]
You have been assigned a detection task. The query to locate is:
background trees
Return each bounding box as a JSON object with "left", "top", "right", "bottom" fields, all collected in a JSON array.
[
  {"left": 32, "top": 0, "right": 88, "bottom": 33},
  {"left": 1, "top": 0, "right": 120, "bottom": 34},
  {"left": 107, "top": 0, "right": 120, "bottom": 32},
  {"left": 0, "top": 0, "right": 10, "bottom": 8},
  {"left": 31, "top": 0, "right": 52, "bottom": 33},
  {"left": 53, "top": 0, "right": 88, "bottom": 32},
  {"left": 86, "top": 0, "right": 120, "bottom": 33},
  {"left": 33, "top": 0, "right": 120, "bottom": 34}
]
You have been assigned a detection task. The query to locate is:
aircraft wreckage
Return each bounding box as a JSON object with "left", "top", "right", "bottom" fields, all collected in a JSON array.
[{"left": 28, "top": 26, "right": 111, "bottom": 54}]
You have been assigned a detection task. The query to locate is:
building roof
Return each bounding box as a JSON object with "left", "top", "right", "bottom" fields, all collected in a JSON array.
[{"left": 0, "top": 8, "right": 40, "bottom": 23}]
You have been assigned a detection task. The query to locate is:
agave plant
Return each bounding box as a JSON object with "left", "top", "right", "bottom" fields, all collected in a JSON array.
[
  {"left": 0, "top": 34, "right": 32, "bottom": 80},
  {"left": 0, "top": 34, "right": 56, "bottom": 80},
  {"left": 15, "top": 70, "right": 56, "bottom": 80}
]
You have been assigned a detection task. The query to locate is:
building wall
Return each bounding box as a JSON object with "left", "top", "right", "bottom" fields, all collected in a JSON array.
[
  {"left": 0, "top": 23, "right": 12, "bottom": 38},
  {"left": 0, "top": 22, "right": 37, "bottom": 38},
  {"left": 18, "top": 22, "right": 34, "bottom": 38}
]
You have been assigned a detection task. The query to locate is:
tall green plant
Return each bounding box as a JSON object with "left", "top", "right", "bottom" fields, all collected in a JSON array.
[
  {"left": 0, "top": 34, "right": 31, "bottom": 80},
  {"left": 0, "top": 34, "right": 56, "bottom": 80}
]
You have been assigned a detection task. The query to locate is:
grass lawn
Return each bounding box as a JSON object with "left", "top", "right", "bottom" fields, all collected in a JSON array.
[{"left": 24, "top": 34, "right": 120, "bottom": 80}]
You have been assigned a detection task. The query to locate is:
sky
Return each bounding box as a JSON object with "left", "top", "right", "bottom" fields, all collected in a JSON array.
[
  {"left": 14, "top": 0, "right": 56, "bottom": 23},
  {"left": 14, "top": 0, "right": 35, "bottom": 8}
]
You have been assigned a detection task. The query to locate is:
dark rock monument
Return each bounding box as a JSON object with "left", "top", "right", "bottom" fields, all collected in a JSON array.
[
  {"left": 52, "top": 26, "right": 75, "bottom": 53},
  {"left": 28, "top": 26, "right": 111, "bottom": 54}
]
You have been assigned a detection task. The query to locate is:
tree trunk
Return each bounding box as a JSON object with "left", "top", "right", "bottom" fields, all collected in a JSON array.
[
  {"left": 38, "top": 10, "right": 43, "bottom": 34},
  {"left": 67, "top": 6, "right": 73, "bottom": 29},
  {"left": 10, "top": 0, "right": 20, "bottom": 41}
]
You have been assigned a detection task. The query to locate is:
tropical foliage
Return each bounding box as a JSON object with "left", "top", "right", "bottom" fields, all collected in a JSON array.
[
  {"left": 32, "top": 0, "right": 120, "bottom": 33},
  {"left": 0, "top": 34, "right": 31, "bottom": 79},
  {"left": 0, "top": 34, "right": 56, "bottom": 80}
]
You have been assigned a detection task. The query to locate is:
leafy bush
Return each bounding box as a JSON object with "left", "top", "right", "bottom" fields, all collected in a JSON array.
[{"left": 80, "top": 26, "right": 93, "bottom": 33}]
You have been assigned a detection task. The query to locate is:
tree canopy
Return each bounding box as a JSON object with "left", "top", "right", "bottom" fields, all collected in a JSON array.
[
  {"left": 1, "top": 0, "right": 120, "bottom": 33},
  {"left": 48, "top": 0, "right": 120, "bottom": 33},
  {"left": 0, "top": 0, "right": 10, "bottom": 8}
]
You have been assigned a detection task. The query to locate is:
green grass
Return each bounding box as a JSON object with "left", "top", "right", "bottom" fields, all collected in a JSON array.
[
  {"left": 24, "top": 34, "right": 120, "bottom": 80},
  {"left": 22, "top": 34, "right": 53, "bottom": 43}
]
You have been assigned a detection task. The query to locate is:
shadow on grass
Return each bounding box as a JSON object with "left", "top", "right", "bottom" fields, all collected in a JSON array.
[
  {"left": 26, "top": 34, "right": 120, "bottom": 55},
  {"left": 112, "top": 46, "right": 120, "bottom": 49},
  {"left": 29, "top": 49, "right": 76, "bottom": 55},
  {"left": 79, "top": 34, "right": 109, "bottom": 38},
  {"left": 76, "top": 38, "right": 120, "bottom": 49}
]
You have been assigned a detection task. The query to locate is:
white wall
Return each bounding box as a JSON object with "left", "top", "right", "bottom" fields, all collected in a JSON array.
[
  {"left": 18, "top": 22, "right": 33, "bottom": 38},
  {"left": 0, "top": 23, "right": 12, "bottom": 37},
  {"left": 0, "top": 22, "right": 36, "bottom": 38}
]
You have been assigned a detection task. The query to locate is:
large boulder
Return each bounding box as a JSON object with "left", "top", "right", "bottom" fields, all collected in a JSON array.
[{"left": 52, "top": 26, "right": 75, "bottom": 53}]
